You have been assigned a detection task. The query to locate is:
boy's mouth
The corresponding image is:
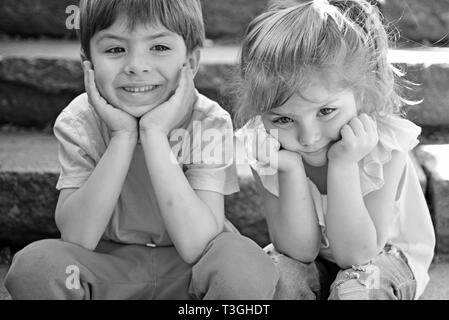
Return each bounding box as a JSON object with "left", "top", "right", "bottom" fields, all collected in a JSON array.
[{"left": 121, "top": 85, "right": 159, "bottom": 93}]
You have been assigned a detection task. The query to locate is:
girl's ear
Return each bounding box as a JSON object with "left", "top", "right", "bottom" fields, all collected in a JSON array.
[{"left": 186, "top": 48, "right": 201, "bottom": 77}]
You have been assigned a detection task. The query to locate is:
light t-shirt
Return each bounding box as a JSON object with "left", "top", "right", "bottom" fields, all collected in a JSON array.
[
  {"left": 54, "top": 92, "right": 240, "bottom": 247},
  {"left": 238, "top": 115, "right": 436, "bottom": 299}
]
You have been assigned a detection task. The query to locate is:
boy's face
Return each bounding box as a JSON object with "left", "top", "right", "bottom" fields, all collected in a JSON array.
[{"left": 89, "top": 15, "right": 196, "bottom": 118}]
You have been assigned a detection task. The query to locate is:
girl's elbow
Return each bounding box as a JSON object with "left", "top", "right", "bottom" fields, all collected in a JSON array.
[
  {"left": 333, "top": 247, "right": 379, "bottom": 269},
  {"left": 273, "top": 240, "right": 319, "bottom": 264}
]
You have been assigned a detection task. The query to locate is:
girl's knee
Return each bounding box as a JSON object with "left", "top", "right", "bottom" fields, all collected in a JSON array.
[
  {"left": 268, "top": 250, "right": 321, "bottom": 300},
  {"left": 328, "top": 264, "right": 385, "bottom": 300}
]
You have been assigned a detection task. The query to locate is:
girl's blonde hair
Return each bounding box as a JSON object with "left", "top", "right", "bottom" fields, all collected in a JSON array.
[{"left": 233, "top": 0, "right": 406, "bottom": 128}]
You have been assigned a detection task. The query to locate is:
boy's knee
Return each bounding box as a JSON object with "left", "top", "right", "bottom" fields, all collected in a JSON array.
[
  {"left": 192, "top": 232, "right": 278, "bottom": 299},
  {"left": 205, "top": 232, "right": 276, "bottom": 275},
  {"left": 5, "top": 239, "right": 74, "bottom": 291}
]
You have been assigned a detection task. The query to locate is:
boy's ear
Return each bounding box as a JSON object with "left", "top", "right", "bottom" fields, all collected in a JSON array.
[
  {"left": 186, "top": 48, "right": 201, "bottom": 77},
  {"left": 80, "top": 49, "right": 89, "bottom": 63}
]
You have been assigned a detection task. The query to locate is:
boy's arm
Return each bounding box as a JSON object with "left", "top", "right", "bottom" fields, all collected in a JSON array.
[
  {"left": 140, "top": 129, "right": 224, "bottom": 264},
  {"left": 56, "top": 132, "right": 137, "bottom": 250},
  {"left": 139, "top": 66, "right": 226, "bottom": 264},
  {"left": 56, "top": 62, "right": 138, "bottom": 250}
]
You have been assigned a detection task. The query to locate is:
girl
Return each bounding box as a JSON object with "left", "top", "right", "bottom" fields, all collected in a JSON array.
[{"left": 235, "top": 0, "right": 435, "bottom": 300}]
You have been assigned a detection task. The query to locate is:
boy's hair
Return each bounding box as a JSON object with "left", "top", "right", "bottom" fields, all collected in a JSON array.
[
  {"left": 78, "top": 0, "right": 205, "bottom": 60},
  {"left": 233, "top": 0, "right": 405, "bottom": 127}
]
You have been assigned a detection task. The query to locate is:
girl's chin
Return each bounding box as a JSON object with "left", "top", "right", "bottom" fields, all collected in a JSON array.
[{"left": 302, "top": 156, "right": 328, "bottom": 167}]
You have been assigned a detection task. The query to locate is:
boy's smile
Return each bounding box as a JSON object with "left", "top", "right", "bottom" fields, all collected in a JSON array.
[{"left": 89, "top": 15, "right": 195, "bottom": 118}]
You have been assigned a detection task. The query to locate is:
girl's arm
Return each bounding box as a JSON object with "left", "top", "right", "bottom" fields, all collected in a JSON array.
[
  {"left": 140, "top": 129, "right": 224, "bottom": 264},
  {"left": 253, "top": 164, "right": 321, "bottom": 262},
  {"left": 326, "top": 115, "right": 407, "bottom": 268},
  {"left": 55, "top": 132, "right": 137, "bottom": 250}
]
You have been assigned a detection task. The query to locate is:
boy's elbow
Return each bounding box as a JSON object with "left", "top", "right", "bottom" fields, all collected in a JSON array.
[
  {"left": 57, "top": 219, "right": 98, "bottom": 251},
  {"left": 59, "top": 230, "right": 98, "bottom": 251},
  {"left": 178, "top": 247, "right": 203, "bottom": 265}
]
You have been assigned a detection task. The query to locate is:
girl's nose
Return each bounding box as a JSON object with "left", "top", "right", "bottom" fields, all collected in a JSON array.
[{"left": 298, "top": 123, "right": 321, "bottom": 147}]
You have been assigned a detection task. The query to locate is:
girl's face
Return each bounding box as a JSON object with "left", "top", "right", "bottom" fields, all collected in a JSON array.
[{"left": 262, "top": 78, "right": 358, "bottom": 167}]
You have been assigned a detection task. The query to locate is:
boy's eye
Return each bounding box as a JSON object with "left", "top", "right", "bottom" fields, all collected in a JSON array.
[
  {"left": 151, "top": 45, "right": 170, "bottom": 52},
  {"left": 273, "top": 117, "right": 294, "bottom": 125},
  {"left": 318, "top": 107, "right": 336, "bottom": 117},
  {"left": 105, "top": 47, "right": 125, "bottom": 54}
]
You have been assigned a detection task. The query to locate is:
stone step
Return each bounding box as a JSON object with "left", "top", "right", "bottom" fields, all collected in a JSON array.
[
  {"left": 1, "top": 40, "right": 449, "bottom": 129},
  {"left": 0, "top": 131, "right": 438, "bottom": 249},
  {"left": 1, "top": 0, "right": 448, "bottom": 46}
]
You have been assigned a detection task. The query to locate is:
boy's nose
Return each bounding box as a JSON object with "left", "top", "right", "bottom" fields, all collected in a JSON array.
[{"left": 123, "top": 54, "right": 152, "bottom": 75}]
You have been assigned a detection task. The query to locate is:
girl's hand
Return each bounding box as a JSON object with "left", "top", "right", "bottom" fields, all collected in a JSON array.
[
  {"left": 252, "top": 129, "right": 303, "bottom": 173},
  {"left": 139, "top": 65, "right": 196, "bottom": 137},
  {"left": 82, "top": 61, "right": 138, "bottom": 139},
  {"left": 328, "top": 113, "right": 378, "bottom": 164}
]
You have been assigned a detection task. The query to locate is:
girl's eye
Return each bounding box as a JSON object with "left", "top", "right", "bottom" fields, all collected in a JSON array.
[
  {"left": 273, "top": 117, "right": 294, "bottom": 125},
  {"left": 151, "top": 45, "right": 170, "bottom": 52},
  {"left": 318, "top": 107, "right": 336, "bottom": 117},
  {"left": 105, "top": 47, "right": 125, "bottom": 54}
]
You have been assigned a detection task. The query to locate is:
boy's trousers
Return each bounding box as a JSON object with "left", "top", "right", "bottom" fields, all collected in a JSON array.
[{"left": 4, "top": 232, "right": 278, "bottom": 300}]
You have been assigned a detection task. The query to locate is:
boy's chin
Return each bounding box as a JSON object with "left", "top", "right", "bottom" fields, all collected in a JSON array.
[{"left": 119, "top": 104, "right": 158, "bottom": 118}]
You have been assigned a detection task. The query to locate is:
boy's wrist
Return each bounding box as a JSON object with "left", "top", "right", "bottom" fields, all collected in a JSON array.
[{"left": 111, "top": 130, "right": 139, "bottom": 143}]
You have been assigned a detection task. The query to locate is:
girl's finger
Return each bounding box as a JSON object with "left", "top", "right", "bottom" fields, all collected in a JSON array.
[
  {"left": 349, "top": 117, "right": 365, "bottom": 136},
  {"left": 340, "top": 124, "right": 355, "bottom": 142},
  {"left": 359, "top": 113, "right": 375, "bottom": 133}
]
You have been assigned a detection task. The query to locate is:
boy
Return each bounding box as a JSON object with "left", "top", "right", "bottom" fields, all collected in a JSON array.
[{"left": 5, "top": 0, "right": 278, "bottom": 300}]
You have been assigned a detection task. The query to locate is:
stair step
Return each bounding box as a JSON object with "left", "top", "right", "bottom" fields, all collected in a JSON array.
[
  {"left": 0, "top": 131, "right": 435, "bottom": 249},
  {"left": 1, "top": 41, "right": 449, "bottom": 129}
]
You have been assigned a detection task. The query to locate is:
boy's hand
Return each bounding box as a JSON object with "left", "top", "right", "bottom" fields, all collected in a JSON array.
[
  {"left": 139, "top": 65, "right": 196, "bottom": 137},
  {"left": 83, "top": 61, "right": 138, "bottom": 139},
  {"left": 328, "top": 113, "right": 378, "bottom": 164},
  {"left": 252, "top": 129, "right": 304, "bottom": 173}
]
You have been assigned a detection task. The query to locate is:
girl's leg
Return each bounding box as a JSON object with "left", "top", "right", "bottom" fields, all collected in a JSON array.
[
  {"left": 328, "top": 244, "right": 417, "bottom": 300},
  {"left": 265, "top": 245, "right": 333, "bottom": 300},
  {"left": 189, "top": 232, "right": 279, "bottom": 300}
]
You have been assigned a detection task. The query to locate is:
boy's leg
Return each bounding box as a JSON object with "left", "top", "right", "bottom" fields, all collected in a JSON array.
[
  {"left": 149, "top": 245, "right": 193, "bottom": 300},
  {"left": 265, "top": 245, "right": 332, "bottom": 300},
  {"left": 328, "top": 244, "right": 417, "bottom": 300},
  {"left": 4, "top": 239, "right": 167, "bottom": 299},
  {"left": 189, "top": 232, "right": 279, "bottom": 300}
]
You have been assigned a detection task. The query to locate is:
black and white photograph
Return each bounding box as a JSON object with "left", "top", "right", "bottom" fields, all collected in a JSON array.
[{"left": 0, "top": 0, "right": 448, "bottom": 310}]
